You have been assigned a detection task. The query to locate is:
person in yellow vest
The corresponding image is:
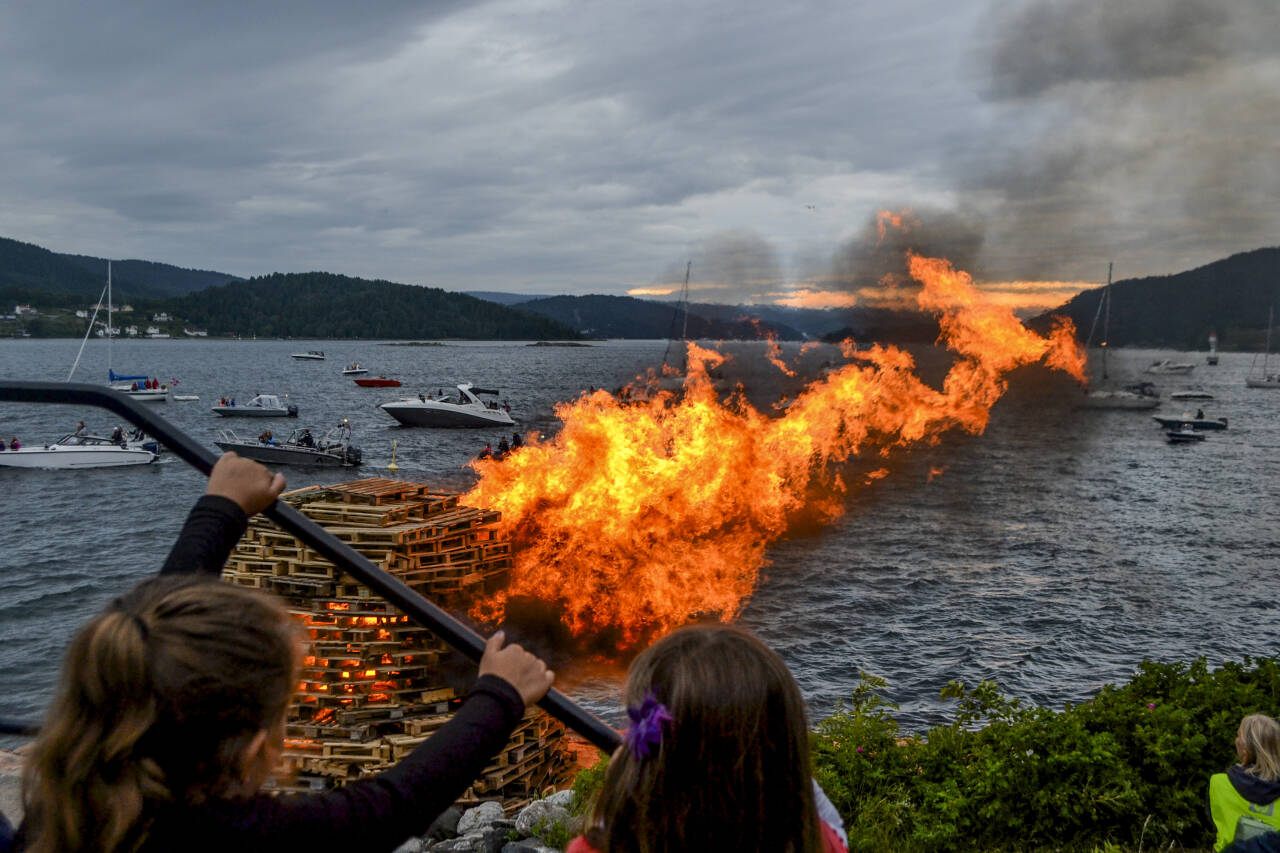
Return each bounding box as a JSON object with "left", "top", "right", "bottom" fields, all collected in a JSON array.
[{"left": 1210, "top": 713, "right": 1280, "bottom": 851}]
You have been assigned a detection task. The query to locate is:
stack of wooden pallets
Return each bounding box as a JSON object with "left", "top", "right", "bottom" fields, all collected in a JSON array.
[{"left": 221, "top": 477, "right": 572, "bottom": 809}]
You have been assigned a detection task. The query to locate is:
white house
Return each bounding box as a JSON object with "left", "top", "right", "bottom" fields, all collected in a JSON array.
[
  {"left": 152, "top": 312, "right": 170, "bottom": 322},
  {"left": 14, "top": 304, "right": 35, "bottom": 315},
  {"left": 75, "top": 309, "right": 89, "bottom": 319}
]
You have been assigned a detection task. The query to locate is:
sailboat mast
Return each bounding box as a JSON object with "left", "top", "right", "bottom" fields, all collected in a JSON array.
[
  {"left": 1266, "top": 305, "right": 1274, "bottom": 375},
  {"left": 107, "top": 260, "right": 113, "bottom": 376},
  {"left": 1101, "top": 262, "right": 1112, "bottom": 381}
]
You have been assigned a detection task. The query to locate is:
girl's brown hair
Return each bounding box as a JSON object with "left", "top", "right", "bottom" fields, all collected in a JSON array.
[
  {"left": 23, "top": 576, "right": 300, "bottom": 853},
  {"left": 586, "top": 623, "right": 824, "bottom": 853},
  {"left": 1239, "top": 713, "right": 1280, "bottom": 782}
]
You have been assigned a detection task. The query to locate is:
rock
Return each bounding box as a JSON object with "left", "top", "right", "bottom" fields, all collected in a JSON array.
[
  {"left": 543, "top": 789, "right": 574, "bottom": 810},
  {"left": 392, "top": 839, "right": 425, "bottom": 853},
  {"left": 456, "top": 800, "right": 505, "bottom": 836},
  {"left": 427, "top": 805, "right": 464, "bottom": 841},
  {"left": 514, "top": 799, "right": 572, "bottom": 838},
  {"left": 428, "top": 835, "right": 483, "bottom": 853},
  {"left": 501, "top": 842, "right": 562, "bottom": 853}
]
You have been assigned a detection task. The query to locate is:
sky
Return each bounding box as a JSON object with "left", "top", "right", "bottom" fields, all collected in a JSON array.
[{"left": 1, "top": 0, "right": 1276, "bottom": 314}]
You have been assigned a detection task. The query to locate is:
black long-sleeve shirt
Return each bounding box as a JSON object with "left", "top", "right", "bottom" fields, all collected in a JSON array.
[{"left": 19, "top": 494, "right": 527, "bottom": 852}]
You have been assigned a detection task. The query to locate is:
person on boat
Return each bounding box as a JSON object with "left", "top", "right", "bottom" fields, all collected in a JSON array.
[
  {"left": 75, "top": 421, "right": 86, "bottom": 436},
  {"left": 111, "top": 426, "right": 125, "bottom": 445},
  {"left": 1209, "top": 713, "right": 1280, "bottom": 851},
  {"left": 0, "top": 439, "right": 7, "bottom": 451},
  {"left": 511, "top": 432, "right": 523, "bottom": 450},
  {"left": 258, "top": 430, "right": 274, "bottom": 445},
  {"left": 298, "top": 429, "right": 314, "bottom": 447},
  {"left": 497, "top": 437, "right": 510, "bottom": 459},
  {"left": 9, "top": 437, "right": 20, "bottom": 451},
  {"left": 131, "top": 382, "right": 139, "bottom": 391},
  {"left": 478, "top": 442, "right": 493, "bottom": 460},
  {"left": 1196, "top": 408, "right": 1205, "bottom": 420}
]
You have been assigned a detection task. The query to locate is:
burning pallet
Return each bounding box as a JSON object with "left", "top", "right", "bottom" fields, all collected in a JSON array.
[{"left": 221, "top": 476, "right": 572, "bottom": 809}]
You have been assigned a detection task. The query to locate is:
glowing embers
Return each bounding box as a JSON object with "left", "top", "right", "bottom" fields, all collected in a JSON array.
[{"left": 465, "top": 254, "right": 1086, "bottom": 646}]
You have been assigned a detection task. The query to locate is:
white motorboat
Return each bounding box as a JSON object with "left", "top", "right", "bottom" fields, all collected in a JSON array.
[
  {"left": 215, "top": 423, "right": 361, "bottom": 467},
  {"left": 291, "top": 350, "right": 325, "bottom": 360},
  {"left": 1146, "top": 359, "right": 1196, "bottom": 375},
  {"left": 1170, "top": 389, "right": 1214, "bottom": 400},
  {"left": 0, "top": 433, "right": 158, "bottom": 469},
  {"left": 379, "top": 383, "right": 515, "bottom": 428},
  {"left": 342, "top": 363, "right": 368, "bottom": 376},
  {"left": 211, "top": 394, "right": 299, "bottom": 417}
]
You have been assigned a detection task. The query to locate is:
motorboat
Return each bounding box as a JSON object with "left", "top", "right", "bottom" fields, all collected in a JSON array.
[
  {"left": 0, "top": 433, "right": 158, "bottom": 469},
  {"left": 379, "top": 383, "right": 515, "bottom": 428},
  {"left": 1146, "top": 359, "right": 1196, "bottom": 375},
  {"left": 342, "top": 363, "right": 368, "bottom": 376},
  {"left": 1166, "top": 428, "right": 1205, "bottom": 444},
  {"left": 1079, "top": 382, "right": 1161, "bottom": 410},
  {"left": 1152, "top": 414, "right": 1228, "bottom": 431},
  {"left": 215, "top": 423, "right": 361, "bottom": 467},
  {"left": 211, "top": 394, "right": 298, "bottom": 417},
  {"left": 355, "top": 376, "right": 401, "bottom": 387},
  {"left": 291, "top": 350, "right": 325, "bottom": 360},
  {"left": 1170, "top": 389, "right": 1213, "bottom": 400}
]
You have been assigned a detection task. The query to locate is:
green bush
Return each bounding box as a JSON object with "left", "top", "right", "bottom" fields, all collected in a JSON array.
[{"left": 811, "top": 657, "right": 1280, "bottom": 852}]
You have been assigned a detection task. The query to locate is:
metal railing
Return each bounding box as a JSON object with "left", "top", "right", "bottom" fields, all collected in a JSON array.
[{"left": 0, "top": 381, "right": 622, "bottom": 752}]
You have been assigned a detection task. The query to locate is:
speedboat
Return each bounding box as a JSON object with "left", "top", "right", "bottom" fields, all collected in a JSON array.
[
  {"left": 1152, "top": 414, "right": 1228, "bottom": 431},
  {"left": 211, "top": 394, "right": 298, "bottom": 417},
  {"left": 341, "top": 363, "right": 368, "bottom": 376},
  {"left": 355, "top": 376, "right": 401, "bottom": 387},
  {"left": 379, "top": 383, "right": 515, "bottom": 428},
  {"left": 1170, "top": 389, "right": 1213, "bottom": 400},
  {"left": 215, "top": 423, "right": 361, "bottom": 467},
  {"left": 0, "top": 433, "right": 158, "bottom": 469},
  {"left": 1078, "top": 382, "right": 1160, "bottom": 410},
  {"left": 1166, "top": 428, "right": 1205, "bottom": 444},
  {"left": 1146, "top": 359, "right": 1195, "bottom": 375},
  {"left": 291, "top": 350, "right": 325, "bottom": 360}
]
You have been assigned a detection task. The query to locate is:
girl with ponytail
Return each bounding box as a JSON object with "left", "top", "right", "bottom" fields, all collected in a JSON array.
[{"left": 19, "top": 453, "right": 554, "bottom": 853}]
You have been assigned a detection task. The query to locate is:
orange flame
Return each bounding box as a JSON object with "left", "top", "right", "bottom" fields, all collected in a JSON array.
[{"left": 465, "top": 255, "right": 1084, "bottom": 646}]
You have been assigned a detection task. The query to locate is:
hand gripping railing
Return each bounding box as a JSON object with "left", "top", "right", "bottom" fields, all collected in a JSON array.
[{"left": 0, "top": 381, "right": 623, "bottom": 752}]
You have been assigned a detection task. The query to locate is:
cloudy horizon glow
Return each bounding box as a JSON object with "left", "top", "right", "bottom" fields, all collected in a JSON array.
[{"left": 1, "top": 0, "right": 1275, "bottom": 314}]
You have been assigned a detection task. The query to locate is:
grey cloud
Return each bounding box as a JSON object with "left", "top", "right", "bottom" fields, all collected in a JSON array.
[{"left": 831, "top": 207, "right": 986, "bottom": 299}]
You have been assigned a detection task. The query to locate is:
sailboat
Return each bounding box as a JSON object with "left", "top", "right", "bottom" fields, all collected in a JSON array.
[
  {"left": 69, "top": 262, "right": 169, "bottom": 401},
  {"left": 1078, "top": 263, "right": 1160, "bottom": 410},
  {"left": 1245, "top": 306, "right": 1280, "bottom": 389}
]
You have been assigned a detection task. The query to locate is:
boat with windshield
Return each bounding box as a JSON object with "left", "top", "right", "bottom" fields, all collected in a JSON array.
[{"left": 378, "top": 383, "right": 514, "bottom": 427}]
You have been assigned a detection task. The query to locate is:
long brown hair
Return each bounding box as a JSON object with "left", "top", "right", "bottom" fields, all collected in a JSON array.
[
  {"left": 23, "top": 576, "right": 300, "bottom": 853},
  {"left": 586, "top": 624, "right": 824, "bottom": 853}
]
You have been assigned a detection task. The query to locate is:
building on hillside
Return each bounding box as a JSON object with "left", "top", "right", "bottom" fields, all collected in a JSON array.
[
  {"left": 125, "top": 325, "right": 139, "bottom": 337},
  {"left": 152, "top": 312, "right": 170, "bottom": 322},
  {"left": 13, "top": 304, "right": 35, "bottom": 315},
  {"left": 75, "top": 310, "right": 89, "bottom": 319}
]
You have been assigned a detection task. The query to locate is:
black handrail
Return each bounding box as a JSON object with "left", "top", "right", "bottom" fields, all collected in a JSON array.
[{"left": 0, "top": 381, "right": 622, "bottom": 753}]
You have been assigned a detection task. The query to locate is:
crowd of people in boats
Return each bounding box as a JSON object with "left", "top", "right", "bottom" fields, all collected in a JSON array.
[
  {"left": 477, "top": 431, "right": 523, "bottom": 461},
  {"left": 1, "top": 455, "right": 1276, "bottom": 853}
]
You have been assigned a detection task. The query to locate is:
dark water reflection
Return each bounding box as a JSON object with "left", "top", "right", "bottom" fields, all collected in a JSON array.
[{"left": 1, "top": 338, "right": 1277, "bottom": 743}]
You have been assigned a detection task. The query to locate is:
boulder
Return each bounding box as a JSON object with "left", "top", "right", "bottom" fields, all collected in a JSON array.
[
  {"left": 456, "top": 800, "right": 505, "bottom": 836},
  {"left": 514, "top": 799, "right": 572, "bottom": 838}
]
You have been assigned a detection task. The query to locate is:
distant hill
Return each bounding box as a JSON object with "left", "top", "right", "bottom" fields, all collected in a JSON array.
[
  {"left": 169, "top": 272, "right": 581, "bottom": 340},
  {"left": 1033, "top": 247, "right": 1280, "bottom": 349},
  {"left": 515, "top": 294, "right": 804, "bottom": 340},
  {"left": 0, "top": 236, "right": 240, "bottom": 306},
  {"left": 464, "top": 290, "right": 555, "bottom": 306}
]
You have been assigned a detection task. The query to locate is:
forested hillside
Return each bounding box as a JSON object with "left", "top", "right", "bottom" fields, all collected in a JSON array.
[{"left": 170, "top": 272, "right": 580, "bottom": 340}]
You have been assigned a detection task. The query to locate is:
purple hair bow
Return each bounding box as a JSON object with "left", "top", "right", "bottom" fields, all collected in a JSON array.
[{"left": 624, "top": 691, "right": 672, "bottom": 761}]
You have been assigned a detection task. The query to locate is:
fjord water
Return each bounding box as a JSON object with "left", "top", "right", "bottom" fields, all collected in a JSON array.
[{"left": 1, "top": 338, "right": 1277, "bottom": 743}]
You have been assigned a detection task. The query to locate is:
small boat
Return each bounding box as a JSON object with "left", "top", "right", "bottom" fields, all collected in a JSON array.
[
  {"left": 1152, "top": 415, "right": 1228, "bottom": 431},
  {"left": 1166, "top": 428, "right": 1205, "bottom": 444},
  {"left": 291, "top": 350, "right": 325, "bottom": 360},
  {"left": 1146, "top": 359, "right": 1196, "bottom": 375},
  {"left": 171, "top": 394, "right": 200, "bottom": 402},
  {"left": 342, "top": 363, "right": 368, "bottom": 376},
  {"left": 379, "top": 383, "right": 515, "bottom": 428},
  {"left": 214, "top": 423, "right": 361, "bottom": 467},
  {"left": 211, "top": 394, "right": 298, "bottom": 418},
  {"left": 1246, "top": 306, "right": 1280, "bottom": 389},
  {"left": 1170, "top": 390, "right": 1214, "bottom": 400},
  {"left": 355, "top": 376, "right": 402, "bottom": 387},
  {"left": 0, "top": 433, "right": 158, "bottom": 468},
  {"left": 109, "top": 371, "right": 169, "bottom": 401},
  {"left": 1079, "top": 382, "right": 1161, "bottom": 410}
]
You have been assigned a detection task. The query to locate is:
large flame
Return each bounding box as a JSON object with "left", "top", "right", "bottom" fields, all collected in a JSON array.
[{"left": 464, "top": 254, "right": 1084, "bottom": 646}]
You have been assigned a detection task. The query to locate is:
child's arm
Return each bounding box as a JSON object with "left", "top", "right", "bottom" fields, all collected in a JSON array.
[{"left": 159, "top": 452, "right": 285, "bottom": 576}]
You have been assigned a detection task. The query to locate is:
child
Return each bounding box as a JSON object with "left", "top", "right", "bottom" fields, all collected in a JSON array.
[
  {"left": 571, "top": 624, "right": 847, "bottom": 853},
  {"left": 17, "top": 453, "right": 555, "bottom": 853},
  {"left": 1211, "top": 713, "right": 1280, "bottom": 852}
]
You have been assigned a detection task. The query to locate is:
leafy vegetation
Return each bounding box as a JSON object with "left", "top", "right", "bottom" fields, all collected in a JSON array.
[{"left": 813, "top": 657, "right": 1279, "bottom": 851}]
